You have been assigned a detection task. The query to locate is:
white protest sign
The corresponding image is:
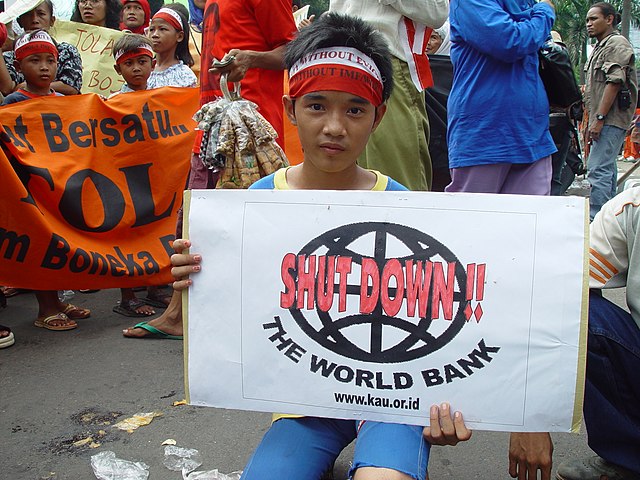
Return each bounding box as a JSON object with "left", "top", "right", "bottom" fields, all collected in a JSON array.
[
  {"left": 184, "top": 190, "right": 588, "bottom": 433},
  {"left": 49, "top": 20, "right": 126, "bottom": 95},
  {"left": 293, "top": 5, "right": 309, "bottom": 28}
]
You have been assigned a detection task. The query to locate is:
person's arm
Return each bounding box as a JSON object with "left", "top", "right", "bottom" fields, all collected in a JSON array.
[
  {"left": 508, "top": 432, "right": 553, "bottom": 480},
  {"left": 453, "top": 0, "right": 554, "bottom": 63},
  {"left": 382, "top": 0, "right": 449, "bottom": 29},
  {"left": 208, "top": 0, "right": 294, "bottom": 83},
  {"left": 51, "top": 81, "right": 80, "bottom": 95},
  {"left": 0, "top": 53, "right": 17, "bottom": 96},
  {"left": 588, "top": 82, "right": 622, "bottom": 141},
  {"left": 209, "top": 45, "right": 287, "bottom": 83}
]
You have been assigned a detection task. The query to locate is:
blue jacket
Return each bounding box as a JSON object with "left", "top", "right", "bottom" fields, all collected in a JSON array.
[{"left": 447, "top": 0, "right": 556, "bottom": 168}]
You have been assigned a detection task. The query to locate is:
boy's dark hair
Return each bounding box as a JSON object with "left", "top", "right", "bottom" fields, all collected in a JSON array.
[
  {"left": 14, "top": 28, "right": 58, "bottom": 54},
  {"left": 112, "top": 33, "right": 153, "bottom": 58},
  {"left": 284, "top": 12, "right": 394, "bottom": 102},
  {"left": 71, "top": 0, "right": 122, "bottom": 30},
  {"left": 591, "top": 2, "right": 621, "bottom": 26},
  {"left": 162, "top": 3, "right": 194, "bottom": 67}
]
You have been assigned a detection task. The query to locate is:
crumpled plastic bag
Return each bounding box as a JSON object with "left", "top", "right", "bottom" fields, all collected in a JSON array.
[
  {"left": 185, "top": 470, "right": 242, "bottom": 480},
  {"left": 113, "top": 412, "right": 163, "bottom": 432},
  {"left": 91, "top": 451, "right": 149, "bottom": 480},
  {"left": 193, "top": 78, "right": 288, "bottom": 189},
  {"left": 163, "top": 445, "right": 203, "bottom": 473}
]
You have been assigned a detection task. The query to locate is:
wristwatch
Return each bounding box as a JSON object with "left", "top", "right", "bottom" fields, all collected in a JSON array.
[{"left": 596, "top": 113, "right": 605, "bottom": 121}]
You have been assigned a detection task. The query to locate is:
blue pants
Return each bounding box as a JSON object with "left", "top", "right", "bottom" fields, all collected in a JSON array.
[
  {"left": 240, "top": 417, "right": 429, "bottom": 480},
  {"left": 587, "top": 125, "right": 626, "bottom": 220},
  {"left": 585, "top": 292, "right": 640, "bottom": 473}
]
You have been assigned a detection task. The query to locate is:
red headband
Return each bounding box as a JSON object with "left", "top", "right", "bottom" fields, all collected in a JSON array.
[
  {"left": 14, "top": 31, "right": 58, "bottom": 61},
  {"left": 289, "top": 47, "right": 384, "bottom": 106},
  {"left": 114, "top": 45, "right": 154, "bottom": 64},
  {"left": 152, "top": 8, "right": 183, "bottom": 32}
]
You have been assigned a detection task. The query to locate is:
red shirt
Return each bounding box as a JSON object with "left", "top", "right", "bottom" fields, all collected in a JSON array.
[{"left": 200, "top": 0, "right": 296, "bottom": 145}]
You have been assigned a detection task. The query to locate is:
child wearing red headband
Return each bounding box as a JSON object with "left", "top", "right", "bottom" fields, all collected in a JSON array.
[
  {"left": 120, "top": 0, "right": 151, "bottom": 34},
  {"left": 110, "top": 33, "right": 155, "bottom": 98},
  {"left": 147, "top": 3, "right": 196, "bottom": 88},
  {"left": 169, "top": 13, "right": 471, "bottom": 480},
  {"left": 2, "top": 30, "right": 62, "bottom": 105}
]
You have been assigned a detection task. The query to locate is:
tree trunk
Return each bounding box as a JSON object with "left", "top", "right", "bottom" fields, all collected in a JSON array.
[{"left": 621, "top": 0, "right": 631, "bottom": 39}]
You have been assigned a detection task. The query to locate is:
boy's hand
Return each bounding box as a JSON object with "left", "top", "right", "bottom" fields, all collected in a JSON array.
[
  {"left": 423, "top": 403, "right": 472, "bottom": 446},
  {"left": 508, "top": 432, "right": 553, "bottom": 480},
  {"left": 170, "top": 239, "right": 201, "bottom": 290}
]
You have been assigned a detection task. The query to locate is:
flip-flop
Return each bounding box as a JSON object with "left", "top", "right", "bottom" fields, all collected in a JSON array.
[
  {"left": 142, "top": 293, "right": 171, "bottom": 308},
  {"left": 2, "top": 287, "right": 30, "bottom": 297},
  {"left": 113, "top": 299, "right": 155, "bottom": 317},
  {"left": 0, "top": 325, "right": 15, "bottom": 348},
  {"left": 62, "top": 304, "right": 91, "bottom": 320},
  {"left": 125, "top": 321, "right": 183, "bottom": 340},
  {"left": 34, "top": 313, "right": 77, "bottom": 331}
]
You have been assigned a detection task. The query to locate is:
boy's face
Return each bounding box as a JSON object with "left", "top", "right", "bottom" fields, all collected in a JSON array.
[
  {"left": 15, "top": 53, "right": 57, "bottom": 90},
  {"left": 284, "top": 90, "right": 386, "bottom": 174},
  {"left": 123, "top": 2, "right": 145, "bottom": 29},
  {"left": 114, "top": 54, "right": 154, "bottom": 90},
  {"left": 147, "top": 18, "right": 183, "bottom": 54}
]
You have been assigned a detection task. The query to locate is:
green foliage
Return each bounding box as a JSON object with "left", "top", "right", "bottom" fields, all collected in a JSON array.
[{"left": 307, "top": 0, "right": 329, "bottom": 17}]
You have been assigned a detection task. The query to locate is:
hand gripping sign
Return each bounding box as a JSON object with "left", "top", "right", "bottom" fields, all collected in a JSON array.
[{"left": 184, "top": 190, "right": 588, "bottom": 433}]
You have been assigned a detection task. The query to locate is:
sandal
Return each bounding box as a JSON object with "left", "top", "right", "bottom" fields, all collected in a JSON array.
[
  {"left": 0, "top": 324, "right": 15, "bottom": 348},
  {"left": 34, "top": 313, "right": 77, "bottom": 331},
  {"left": 62, "top": 304, "right": 91, "bottom": 320},
  {"left": 113, "top": 299, "right": 155, "bottom": 317},
  {"left": 143, "top": 291, "right": 172, "bottom": 308},
  {"left": 2, "top": 287, "right": 30, "bottom": 297}
]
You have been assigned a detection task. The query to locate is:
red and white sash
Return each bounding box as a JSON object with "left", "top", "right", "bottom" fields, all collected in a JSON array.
[{"left": 398, "top": 17, "right": 434, "bottom": 92}]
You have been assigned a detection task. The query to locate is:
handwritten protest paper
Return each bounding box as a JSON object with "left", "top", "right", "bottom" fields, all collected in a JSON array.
[
  {"left": 0, "top": 88, "right": 198, "bottom": 289},
  {"left": 184, "top": 190, "right": 588, "bottom": 432},
  {"left": 50, "top": 20, "right": 126, "bottom": 96}
]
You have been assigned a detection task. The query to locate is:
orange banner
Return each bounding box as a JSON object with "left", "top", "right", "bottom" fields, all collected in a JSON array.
[{"left": 0, "top": 87, "right": 198, "bottom": 289}]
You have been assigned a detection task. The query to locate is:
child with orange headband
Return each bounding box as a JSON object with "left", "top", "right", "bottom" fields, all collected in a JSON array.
[
  {"left": 110, "top": 33, "right": 155, "bottom": 98},
  {"left": 146, "top": 3, "right": 197, "bottom": 88},
  {"left": 2, "top": 30, "right": 62, "bottom": 105},
  {"left": 169, "top": 13, "right": 470, "bottom": 480}
]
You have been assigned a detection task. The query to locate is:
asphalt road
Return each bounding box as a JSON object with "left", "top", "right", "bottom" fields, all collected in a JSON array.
[
  {"left": 2, "top": 277, "right": 619, "bottom": 480},
  {"left": 4, "top": 162, "right": 639, "bottom": 479}
]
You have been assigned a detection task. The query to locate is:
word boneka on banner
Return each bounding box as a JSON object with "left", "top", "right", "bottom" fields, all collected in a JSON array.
[{"left": 0, "top": 88, "right": 199, "bottom": 289}]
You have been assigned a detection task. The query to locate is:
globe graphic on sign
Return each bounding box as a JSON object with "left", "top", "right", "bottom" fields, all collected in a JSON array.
[{"left": 289, "top": 222, "right": 468, "bottom": 364}]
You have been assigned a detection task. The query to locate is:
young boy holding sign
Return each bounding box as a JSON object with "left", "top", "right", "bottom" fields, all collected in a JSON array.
[
  {"left": 2, "top": 30, "right": 91, "bottom": 331},
  {"left": 2, "top": 30, "right": 63, "bottom": 105},
  {"left": 171, "top": 13, "right": 470, "bottom": 480}
]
